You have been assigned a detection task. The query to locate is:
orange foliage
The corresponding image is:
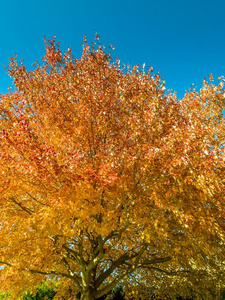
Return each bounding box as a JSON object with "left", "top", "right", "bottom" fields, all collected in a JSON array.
[{"left": 0, "top": 38, "right": 224, "bottom": 300}]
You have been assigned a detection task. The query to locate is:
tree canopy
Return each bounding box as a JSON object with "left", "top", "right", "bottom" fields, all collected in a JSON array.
[{"left": 0, "top": 38, "right": 224, "bottom": 300}]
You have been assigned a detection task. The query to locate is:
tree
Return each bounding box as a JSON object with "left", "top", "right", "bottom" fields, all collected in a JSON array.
[
  {"left": 0, "top": 37, "right": 224, "bottom": 300},
  {"left": 23, "top": 282, "right": 57, "bottom": 300}
]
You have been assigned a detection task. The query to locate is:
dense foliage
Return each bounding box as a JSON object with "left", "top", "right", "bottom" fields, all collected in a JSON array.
[
  {"left": 0, "top": 38, "right": 224, "bottom": 300},
  {"left": 23, "top": 283, "right": 56, "bottom": 300}
]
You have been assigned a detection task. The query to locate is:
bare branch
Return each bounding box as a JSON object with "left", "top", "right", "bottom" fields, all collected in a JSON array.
[
  {"left": 24, "top": 191, "right": 50, "bottom": 207},
  {"left": 95, "top": 252, "right": 134, "bottom": 288},
  {"left": 148, "top": 266, "right": 190, "bottom": 276},
  {"left": 0, "top": 260, "right": 81, "bottom": 289},
  {"left": 9, "top": 197, "right": 34, "bottom": 215},
  {"left": 140, "top": 255, "right": 172, "bottom": 266},
  {"left": 0, "top": 261, "right": 12, "bottom": 267},
  {"left": 96, "top": 244, "right": 148, "bottom": 298}
]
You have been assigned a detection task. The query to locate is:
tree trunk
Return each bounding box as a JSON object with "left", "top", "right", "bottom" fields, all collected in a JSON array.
[
  {"left": 80, "top": 288, "right": 95, "bottom": 300},
  {"left": 80, "top": 265, "right": 97, "bottom": 300}
]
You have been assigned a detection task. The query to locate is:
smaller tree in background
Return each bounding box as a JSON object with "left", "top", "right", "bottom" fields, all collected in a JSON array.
[
  {"left": 0, "top": 37, "right": 224, "bottom": 300},
  {"left": 23, "top": 282, "right": 56, "bottom": 300}
]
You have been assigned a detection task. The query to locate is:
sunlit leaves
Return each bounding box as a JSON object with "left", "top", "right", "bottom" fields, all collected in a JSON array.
[{"left": 0, "top": 38, "right": 224, "bottom": 300}]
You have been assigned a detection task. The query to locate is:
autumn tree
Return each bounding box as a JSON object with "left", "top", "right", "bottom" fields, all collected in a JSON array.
[{"left": 0, "top": 38, "right": 224, "bottom": 300}]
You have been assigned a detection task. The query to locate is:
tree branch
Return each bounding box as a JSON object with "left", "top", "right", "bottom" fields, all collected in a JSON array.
[
  {"left": 96, "top": 264, "right": 133, "bottom": 298},
  {"left": 61, "top": 257, "right": 82, "bottom": 288},
  {"left": 95, "top": 252, "right": 131, "bottom": 288},
  {"left": 9, "top": 197, "right": 34, "bottom": 215},
  {"left": 148, "top": 266, "right": 190, "bottom": 276},
  {"left": 140, "top": 255, "right": 172, "bottom": 266},
  {"left": 62, "top": 243, "right": 78, "bottom": 262},
  {"left": 96, "top": 244, "right": 148, "bottom": 298},
  {"left": 24, "top": 191, "right": 50, "bottom": 207},
  {"left": 0, "top": 261, "right": 12, "bottom": 267},
  {"left": 0, "top": 260, "right": 81, "bottom": 289},
  {"left": 102, "top": 223, "right": 129, "bottom": 244}
]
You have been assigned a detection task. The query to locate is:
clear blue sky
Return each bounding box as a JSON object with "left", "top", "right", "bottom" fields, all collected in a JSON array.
[{"left": 0, "top": 0, "right": 225, "bottom": 99}]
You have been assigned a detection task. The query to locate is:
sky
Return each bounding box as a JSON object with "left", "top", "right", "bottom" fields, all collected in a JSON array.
[{"left": 0, "top": 0, "right": 225, "bottom": 99}]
